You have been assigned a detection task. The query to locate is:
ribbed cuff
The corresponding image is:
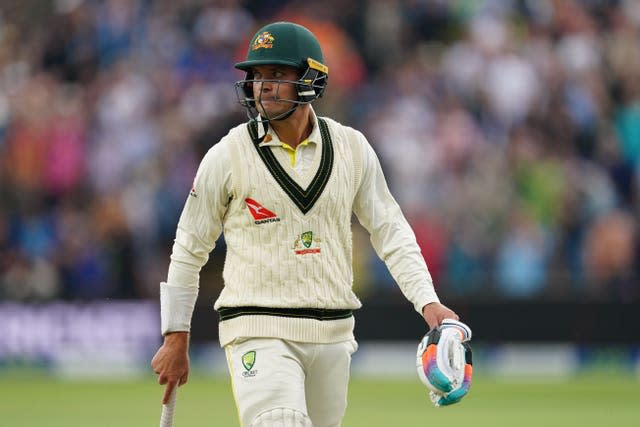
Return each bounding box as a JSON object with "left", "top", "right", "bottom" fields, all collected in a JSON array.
[{"left": 160, "top": 282, "right": 199, "bottom": 335}]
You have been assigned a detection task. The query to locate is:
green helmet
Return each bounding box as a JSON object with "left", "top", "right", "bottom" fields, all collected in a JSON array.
[
  {"left": 234, "top": 21, "right": 329, "bottom": 116},
  {"left": 235, "top": 21, "right": 326, "bottom": 73}
]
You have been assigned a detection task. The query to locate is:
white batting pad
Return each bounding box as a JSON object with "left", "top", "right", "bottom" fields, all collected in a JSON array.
[{"left": 251, "top": 408, "right": 313, "bottom": 427}]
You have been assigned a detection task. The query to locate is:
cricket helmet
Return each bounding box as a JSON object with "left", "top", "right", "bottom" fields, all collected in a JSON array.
[{"left": 234, "top": 22, "right": 329, "bottom": 121}]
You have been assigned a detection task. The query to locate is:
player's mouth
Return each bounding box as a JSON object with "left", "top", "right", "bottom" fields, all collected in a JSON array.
[{"left": 257, "top": 97, "right": 281, "bottom": 104}]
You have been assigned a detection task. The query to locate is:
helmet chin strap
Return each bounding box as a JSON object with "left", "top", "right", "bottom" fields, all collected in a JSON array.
[
  {"left": 246, "top": 97, "right": 303, "bottom": 143},
  {"left": 255, "top": 90, "right": 302, "bottom": 121}
]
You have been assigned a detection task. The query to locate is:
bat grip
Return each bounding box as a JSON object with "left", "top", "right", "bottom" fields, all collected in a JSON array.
[{"left": 159, "top": 386, "right": 178, "bottom": 427}]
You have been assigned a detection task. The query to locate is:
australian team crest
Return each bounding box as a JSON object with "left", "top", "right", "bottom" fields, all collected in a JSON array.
[
  {"left": 293, "top": 231, "right": 321, "bottom": 255},
  {"left": 241, "top": 350, "right": 257, "bottom": 377},
  {"left": 252, "top": 31, "right": 275, "bottom": 50},
  {"left": 301, "top": 231, "right": 313, "bottom": 248}
]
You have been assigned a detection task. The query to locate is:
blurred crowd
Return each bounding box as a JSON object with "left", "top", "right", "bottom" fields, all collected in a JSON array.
[{"left": 0, "top": 0, "right": 638, "bottom": 304}]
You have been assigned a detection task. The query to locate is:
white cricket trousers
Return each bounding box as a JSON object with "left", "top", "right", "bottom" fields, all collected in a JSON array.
[{"left": 225, "top": 338, "right": 358, "bottom": 427}]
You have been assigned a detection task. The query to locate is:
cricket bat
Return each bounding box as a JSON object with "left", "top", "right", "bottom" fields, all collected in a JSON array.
[{"left": 159, "top": 386, "right": 178, "bottom": 427}]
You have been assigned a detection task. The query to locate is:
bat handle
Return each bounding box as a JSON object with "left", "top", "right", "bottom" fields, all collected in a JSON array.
[{"left": 159, "top": 386, "right": 178, "bottom": 427}]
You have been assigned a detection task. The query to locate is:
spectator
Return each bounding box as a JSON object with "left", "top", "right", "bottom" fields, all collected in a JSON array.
[{"left": 0, "top": 0, "right": 638, "bottom": 303}]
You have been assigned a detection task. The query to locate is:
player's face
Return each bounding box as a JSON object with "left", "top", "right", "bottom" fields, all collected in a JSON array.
[{"left": 251, "top": 65, "right": 299, "bottom": 117}]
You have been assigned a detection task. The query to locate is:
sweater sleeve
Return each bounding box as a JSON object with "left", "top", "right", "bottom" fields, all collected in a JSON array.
[
  {"left": 160, "top": 140, "right": 232, "bottom": 335},
  {"left": 351, "top": 131, "right": 440, "bottom": 314}
]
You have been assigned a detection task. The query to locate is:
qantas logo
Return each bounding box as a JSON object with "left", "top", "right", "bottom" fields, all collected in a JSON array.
[
  {"left": 245, "top": 198, "right": 280, "bottom": 224},
  {"left": 189, "top": 184, "right": 198, "bottom": 198}
]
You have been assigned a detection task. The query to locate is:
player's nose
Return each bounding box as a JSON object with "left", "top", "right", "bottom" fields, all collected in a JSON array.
[{"left": 259, "top": 81, "right": 273, "bottom": 93}]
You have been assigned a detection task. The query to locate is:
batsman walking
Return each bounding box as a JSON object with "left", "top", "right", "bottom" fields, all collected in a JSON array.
[{"left": 151, "top": 21, "right": 462, "bottom": 427}]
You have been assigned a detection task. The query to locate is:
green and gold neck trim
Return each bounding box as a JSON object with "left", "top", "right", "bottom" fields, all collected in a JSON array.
[{"left": 247, "top": 118, "right": 334, "bottom": 214}]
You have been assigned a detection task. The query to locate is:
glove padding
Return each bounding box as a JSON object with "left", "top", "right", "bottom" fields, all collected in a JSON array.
[{"left": 416, "top": 319, "right": 473, "bottom": 407}]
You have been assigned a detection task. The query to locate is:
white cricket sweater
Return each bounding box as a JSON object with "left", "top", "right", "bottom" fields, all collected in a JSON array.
[{"left": 161, "top": 109, "right": 440, "bottom": 346}]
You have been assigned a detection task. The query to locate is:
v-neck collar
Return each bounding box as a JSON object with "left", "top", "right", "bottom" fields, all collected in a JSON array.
[
  {"left": 259, "top": 126, "right": 320, "bottom": 184},
  {"left": 257, "top": 115, "right": 321, "bottom": 149},
  {"left": 247, "top": 117, "right": 334, "bottom": 215}
]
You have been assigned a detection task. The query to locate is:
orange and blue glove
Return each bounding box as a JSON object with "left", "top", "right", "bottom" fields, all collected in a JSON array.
[{"left": 416, "top": 319, "right": 473, "bottom": 406}]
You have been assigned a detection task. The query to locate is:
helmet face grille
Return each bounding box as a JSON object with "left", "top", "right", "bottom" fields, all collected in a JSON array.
[{"left": 234, "top": 73, "right": 327, "bottom": 122}]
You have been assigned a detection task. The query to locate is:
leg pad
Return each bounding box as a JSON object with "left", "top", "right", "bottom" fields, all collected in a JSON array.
[{"left": 251, "top": 408, "right": 313, "bottom": 427}]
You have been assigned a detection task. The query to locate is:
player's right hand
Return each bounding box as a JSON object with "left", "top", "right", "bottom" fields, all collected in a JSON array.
[{"left": 151, "top": 331, "right": 190, "bottom": 404}]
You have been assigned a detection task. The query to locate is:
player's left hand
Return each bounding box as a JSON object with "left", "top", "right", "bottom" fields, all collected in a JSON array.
[
  {"left": 422, "top": 302, "right": 458, "bottom": 330},
  {"left": 416, "top": 319, "right": 473, "bottom": 407}
]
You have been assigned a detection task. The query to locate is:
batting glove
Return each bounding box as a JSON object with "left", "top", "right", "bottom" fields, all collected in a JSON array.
[{"left": 416, "top": 319, "right": 473, "bottom": 407}]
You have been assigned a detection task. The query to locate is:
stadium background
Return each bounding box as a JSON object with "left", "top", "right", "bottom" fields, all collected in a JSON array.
[{"left": 0, "top": 0, "right": 638, "bottom": 425}]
